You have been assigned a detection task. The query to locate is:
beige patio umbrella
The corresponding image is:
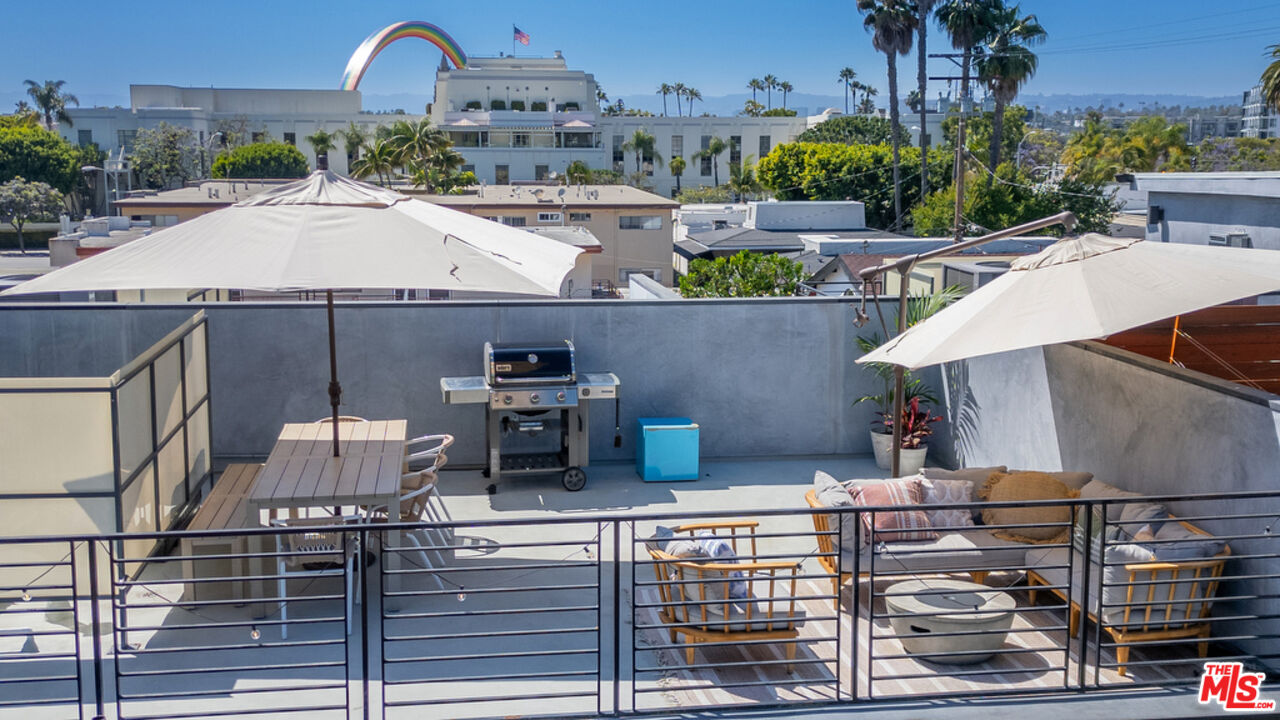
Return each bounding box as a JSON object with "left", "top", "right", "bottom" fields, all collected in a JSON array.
[
  {"left": 858, "top": 233, "right": 1280, "bottom": 371},
  {"left": 1, "top": 170, "right": 585, "bottom": 454}
]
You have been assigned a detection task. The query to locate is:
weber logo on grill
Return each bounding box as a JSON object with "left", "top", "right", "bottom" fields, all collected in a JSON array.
[{"left": 495, "top": 363, "right": 513, "bottom": 372}]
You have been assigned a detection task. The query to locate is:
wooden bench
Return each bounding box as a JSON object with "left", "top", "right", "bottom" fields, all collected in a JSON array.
[{"left": 181, "top": 464, "right": 261, "bottom": 601}]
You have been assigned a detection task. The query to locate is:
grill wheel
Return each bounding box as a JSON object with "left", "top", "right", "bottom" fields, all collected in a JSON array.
[{"left": 562, "top": 467, "right": 587, "bottom": 491}]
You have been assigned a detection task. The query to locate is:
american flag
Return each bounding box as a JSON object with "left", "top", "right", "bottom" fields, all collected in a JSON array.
[{"left": 513, "top": 25, "right": 530, "bottom": 46}]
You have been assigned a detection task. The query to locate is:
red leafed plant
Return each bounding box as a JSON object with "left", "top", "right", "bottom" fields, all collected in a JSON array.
[{"left": 874, "top": 397, "right": 942, "bottom": 449}]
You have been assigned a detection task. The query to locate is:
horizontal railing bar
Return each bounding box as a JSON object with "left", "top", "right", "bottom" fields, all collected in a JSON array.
[
  {"left": 119, "top": 681, "right": 346, "bottom": 701},
  {"left": 0, "top": 584, "right": 73, "bottom": 593},
  {"left": 384, "top": 560, "right": 597, "bottom": 574},
  {"left": 0, "top": 628, "right": 77, "bottom": 638},
  {"left": 0, "top": 652, "right": 77, "bottom": 663},
  {"left": 385, "top": 583, "right": 598, "bottom": 597},
  {"left": 643, "top": 635, "right": 837, "bottom": 651},
  {"left": 120, "top": 593, "right": 342, "bottom": 611},
  {"left": 634, "top": 617, "right": 817, "bottom": 631},
  {"left": 635, "top": 656, "right": 830, "bottom": 673},
  {"left": 383, "top": 690, "right": 598, "bottom": 706},
  {"left": 872, "top": 645, "right": 1066, "bottom": 661},
  {"left": 1106, "top": 633, "right": 1280, "bottom": 647},
  {"left": 1101, "top": 613, "right": 1280, "bottom": 627},
  {"left": 1100, "top": 593, "right": 1280, "bottom": 608},
  {"left": 0, "top": 675, "right": 79, "bottom": 685},
  {"left": 388, "top": 604, "right": 598, "bottom": 619},
  {"left": 386, "top": 625, "right": 600, "bottom": 642},
  {"left": 0, "top": 560, "right": 74, "bottom": 569},
  {"left": 117, "top": 615, "right": 344, "bottom": 633},
  {"left": 117, "top": 703, "right": 346, "bottom": 720},
  {"left": 387, "top": 647, "right": 597, "bottom": 663},
  {"left": 115, "top": 569, "right": 344, "bottom": 586},
  {"left": 871, "top": 624, "right": 1070, "bottom": 640},
  {"left": 636, "top": 676, "right": 836, "bottom": 693},
  {"left": 872, "top": 665, "right": 1066, "bottom": 680},
  {"left": 118, "top": 660, "right": 346, "bottom": 678},
  {"left": 1096, "top": 653, "right": 1271, "bottom": 669},
  {"left": 873, "top": 605, "right": 1069, "bottom": 621},
  {"left": 384, "top": 669, "right": 597, "bottom": 684},
  {"left": 123, "top": 638, "right": 345, "bottom": 655}
]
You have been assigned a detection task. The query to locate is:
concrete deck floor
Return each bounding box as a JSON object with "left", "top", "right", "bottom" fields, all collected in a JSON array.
[{"left": 1, "top": 455, "right": 1268, "bottom": 719}]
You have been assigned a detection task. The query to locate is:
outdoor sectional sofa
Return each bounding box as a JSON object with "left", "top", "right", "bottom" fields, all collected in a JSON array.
[{"left": 805, "top": 466, "right": 1230, "bottom": 674}]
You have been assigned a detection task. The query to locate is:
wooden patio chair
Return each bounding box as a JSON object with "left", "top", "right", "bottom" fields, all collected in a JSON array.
[{"left": 645, "top": 521, "right": 804, "bottom": 671}]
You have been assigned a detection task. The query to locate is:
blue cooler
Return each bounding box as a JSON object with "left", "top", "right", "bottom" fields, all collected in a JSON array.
[{"left": 636, "top": 417, "right": 700, "bottom": 482}]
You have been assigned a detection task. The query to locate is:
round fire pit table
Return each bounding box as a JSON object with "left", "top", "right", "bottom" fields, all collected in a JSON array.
[{"left": 883, "top": 578, "right": 1016, "bottom": 664}]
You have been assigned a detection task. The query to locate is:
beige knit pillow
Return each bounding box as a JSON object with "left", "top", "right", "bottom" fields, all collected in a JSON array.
[{"left": 978, "top": 471, "right": 1078, "bottom": 543}]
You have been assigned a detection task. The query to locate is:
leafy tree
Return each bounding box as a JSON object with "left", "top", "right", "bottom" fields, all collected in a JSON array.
[
  {"left": 585, "top": 168, "right": 626, "bottom": 185},
  {"left": 1060, "top": 112, "right": 1190, "bottom": 183},
  {"left": 1193, "top": 136, "right": 1280, "bottom": 171},
  {"left": 130, "top": 122, "right": 199, "bottom": 189},
  {"left": 911, "top": 164, "right": 1121, "bottom": 236},
  {"left": 940, "top": 103, "right": 1028, "bottom": 169},
  {"left": 858, "top": 0, "right": 918, "bottom": 230},
  {"left": 675, "top": 184, "right": 732, "bottom": 203},
  {"left": 761, "top": 108, "right": 798, "bottom": 117},
  {"left": 838, "top": 67, "right": 857, "bottom": 114},
  {"left": 0, "top": 177, "right": 64, "bottom": 253},
  {"left": 1263, "top": 44, "right": 1280, "bottom": 112},
  {"left": 678, "top": 250, "right": 806, "bottom": 298},
  {"left": 212, "top": 115, "right": 257, "bottom": 150},
  {"left": 211, "top": 142, "right": 308, "bottom": 179},
  {"left": 24, "top": 80, "right": 78, "bottom": 128},
  {"left": 757, "top": 142, "right": 949, "bottom": 229},
  {"left": 621, "top": 129, "right": 663, "bottom": 175},
  {"left": 0, "top": 124, "right": 80, "bottom": 192},
  {"left": 565, "top": 160, "right": 592, "bottom": 185},
  {"left": 341, "top": 121, "right": 369, "bottom": 166},
  {"left": 2, "top": 104, "right": 40, "bottom": 128},
  {"left": 668, "top": 155, "right": 686, "bottom": 194},
  {"left": 305, "top": 129, "right": 338, "bottom": 163},
  {"left": 740, "top": 100, "right": 766, "bottom": 117},
  {"left": 975, "top": 4, "right": 1046, "bottom": 179},
  {"left": 693, "top": 136, "right": 729, "bottom": 186},
  {"left": 798, "top": 115, "right": 906, "bottom": 145}
]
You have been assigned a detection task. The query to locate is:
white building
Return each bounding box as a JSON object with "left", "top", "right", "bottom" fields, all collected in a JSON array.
[
  {"left": 63, "top": 53, "right": 833, "bottom": 198},
  {"left": 1241, "top": 85, "right": 1276, "bottom": 139}
]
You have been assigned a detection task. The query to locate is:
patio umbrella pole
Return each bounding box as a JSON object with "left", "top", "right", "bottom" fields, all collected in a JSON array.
[
  {"left": 891, "top": 267, "right": 910, "bottom": 478},
  {"left": 327, "top": 290, "right": 342, "bottom": 458}
]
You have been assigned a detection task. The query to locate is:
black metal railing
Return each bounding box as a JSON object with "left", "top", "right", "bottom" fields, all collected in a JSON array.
[{"left": 0, "top": 489, "right": 1276, "bottom": 719}]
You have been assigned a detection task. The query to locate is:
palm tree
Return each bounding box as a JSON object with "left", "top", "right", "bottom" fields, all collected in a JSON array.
[
  {"left": 673, "top": 82, "right": 687, "bottom": 116},
  {"left": 685, "top": 88, "right": 703, "bottom": 116},
  {"left": 693, "top": 136, "right": 729, "bottom": 186},
  {"left": 621, "top": 129, "right": 663, "bottom": 175},
  {"left": 858, "top": 85, "right": 879, "bottom": 113},
  {"left": 937, "top": 0, "right": 1000, "bottom": 239},
  {"left": 838, "top": 67, "right": 857, "bottom": 114},
  {"left": 779, "top": 81, "right": 794, "bottom": 110},
  {"left": 906, "top": 89, "right": 923, "bottom": 112},
  {"left": 388, "top": 118, "right": 449, "bottom": 173},
  {"left": 727, "top": 155, "right": 762, "bottom": 201},
  {"left": 916, "top": 0, "right": 941, "bottom": 200},
  {"left": 1261, "top": 44, "right": 1280, "bottom": 113},
  {"left": 762, "top": 74, "right": 778, "bottom": 108},
  {"left": 669, "top": 155, "right": 686, "bottom": 195},
  {"left": 341, "top": 121, "right": 369, "bottom": 166},
  {"left": 748, "top": 78, "right": 766, "bottom": 104},
  {"left": 859, "top": 0, "right": 918, "bottom": 232},
  {"left": 566, "top": 160, "right": 592, "bottom": 185},
  {"left": 23, "top": 80, "right": 79, "bottom": 128},
  {"left": 976, "top": 4, "right": 1046, "bottom": 179},
  {"left": 305, "top": 128, "right": 337, "bottom": 166},
  {"left": 657, "top": 83, "right": 674, "bottom": 116},
  {"left": 596, "top": 86, "right": 609, "bottom": 110},
  {"left": 351, "top": 139, "right": 396, "bottom": 186}
]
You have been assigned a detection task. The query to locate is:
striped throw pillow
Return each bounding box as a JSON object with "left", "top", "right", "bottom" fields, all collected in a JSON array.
[{"left": 853, "top": 477, "right": 937, "bottom": 543}]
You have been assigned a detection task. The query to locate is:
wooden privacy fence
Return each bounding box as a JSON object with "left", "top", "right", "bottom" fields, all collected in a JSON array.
[{"left": 1104, "top": 305, "right": 1280, "bottom": 395}]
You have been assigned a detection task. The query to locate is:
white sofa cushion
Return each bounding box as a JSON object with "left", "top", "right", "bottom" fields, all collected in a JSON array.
[{"left": 844, "top": 528, "right": 1031, "bottom": 574}]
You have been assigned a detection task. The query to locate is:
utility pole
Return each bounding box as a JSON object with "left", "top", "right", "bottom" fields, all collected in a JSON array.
[{"left": 930, "top": 52, "right": 974, "bottom": 243}]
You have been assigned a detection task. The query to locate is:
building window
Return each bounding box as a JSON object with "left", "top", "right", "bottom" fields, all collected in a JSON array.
[
  {"left": 620, "top": 215, "right": 662, "bottom": 231},
  {"left": 700, "top": 135, "right": 712, "bottom": 176},
  {"left": 495, "top": 165, "right": 509, "bottom": 184},
  {"left": 671, "top": 135, "right": 683, "bottom": 158},
  {"left": 535, "top": 164, "right": 549, "bottom": 181},
  {"left": 251, "top": 131, "right": 266, "bottom": 143},
  {"left": 116, "top": 130, "right": 137, "bottom": 152},
  {"left": 77, "top": 129, "right": 93, "bottom": 146},
  {"left": 513, "top": 132, "right": 530, "bottom": 147},
  {"left": 758, "top": 135, "right": 771, "bottom": 158},
  {"left": 537, "top": 211, "right": 562, "bottom": 223},
  {"left": 499, "top": 216, "right": 527, "bottom": 227},
  {"left": 461, "top": 164, "right": 475, "bottom": 175},
  {"left": 569, "top": 212, "right": 592, "bottom": 222},
  {"left": 284, "top": 132, "right": 297, "bottom": 146},
  {"left": 619, "top": 268, "right": 662, "bottom": 283},
  {"left": 729, "top": 135, "right": 742, "bottom": 168},
  {"left": 642, "top": 146, "right": 655, "bottom": 176},
  {"left": 612, "top": 134, "right": 625, "bottom": 173}
]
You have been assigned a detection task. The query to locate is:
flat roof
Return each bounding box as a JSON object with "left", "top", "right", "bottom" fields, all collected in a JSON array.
[
  {"left": 411, "top": 185, "right": 679, "bottom": 210},
  {"left": 112, "top": 180, "right": 292, "bottom": 209}
]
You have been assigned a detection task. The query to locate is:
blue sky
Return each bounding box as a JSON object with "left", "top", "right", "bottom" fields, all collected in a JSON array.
[{"left": 2, "top": 0, "right": 1278, "bottom": 109}]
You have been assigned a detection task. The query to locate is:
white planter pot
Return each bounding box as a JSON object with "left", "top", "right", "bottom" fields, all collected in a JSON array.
[{"left": 869, "top": 430, "right": 928, "bottom": 476}]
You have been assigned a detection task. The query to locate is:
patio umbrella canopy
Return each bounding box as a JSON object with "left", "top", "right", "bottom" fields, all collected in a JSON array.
[
  {"left": 858, "top": 233, "right": 1280, "bottom": 371},
  {"left": 1, "top": 170, "right": 584, "bottom": 454}
]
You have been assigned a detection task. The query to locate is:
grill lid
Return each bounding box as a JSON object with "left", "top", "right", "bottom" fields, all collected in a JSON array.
[{"left": 485, "top": 340, "right": 576, "bottom": 385}]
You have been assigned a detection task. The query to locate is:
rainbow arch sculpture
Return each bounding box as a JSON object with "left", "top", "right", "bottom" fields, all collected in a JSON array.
[{"left": 341, "top": 21, "right": 467, "bottom": 91}]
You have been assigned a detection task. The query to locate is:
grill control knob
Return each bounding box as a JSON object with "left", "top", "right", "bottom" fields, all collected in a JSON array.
[
  {"left": 557, "top": 391, "right": 567, "bottom": 402},
  {"left": 503, "top": 394, "right": 513, "bottom": 405},
  {"left": 530, "top": 393, "right": 541, "bottom": 404},
  {"left": 581, "top": 387, "right": 591, "bottom": 397}
]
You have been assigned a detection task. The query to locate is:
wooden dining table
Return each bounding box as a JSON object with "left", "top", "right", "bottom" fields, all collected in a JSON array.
[{"left": 244, "top": 419, "right": 408, "bottom": 603}]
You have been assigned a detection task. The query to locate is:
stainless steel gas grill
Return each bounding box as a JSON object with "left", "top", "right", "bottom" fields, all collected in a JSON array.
[{"left": 440, "top": 340, "right": 620, "bottom": 491}]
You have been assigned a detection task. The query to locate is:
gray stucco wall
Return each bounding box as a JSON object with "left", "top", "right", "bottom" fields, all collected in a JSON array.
[
  {"left": 935, "top": 341, "right": 1280, "bottom": 667},
  {"left": 1147, "top": 190, "right": 1280, "bottom": 251},
  {"left": 0, "top": 298, "right": 925, "bottom": 466}
]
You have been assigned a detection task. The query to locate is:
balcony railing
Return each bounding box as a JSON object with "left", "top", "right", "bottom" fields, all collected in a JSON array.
[{"left": 0, "top": 490, "right": 1276, "bottom": 719}]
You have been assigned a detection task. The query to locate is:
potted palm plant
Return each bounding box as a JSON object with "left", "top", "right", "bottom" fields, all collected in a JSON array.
[{"left": 854, "top": 286, "right": 962, "bottom": 473}]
